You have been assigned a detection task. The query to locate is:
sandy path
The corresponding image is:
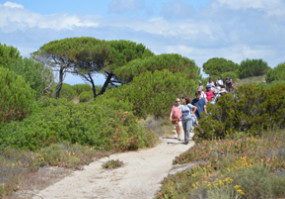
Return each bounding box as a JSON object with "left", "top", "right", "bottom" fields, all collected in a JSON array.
[{"left": 32, "top": 135, "right": 194, "bottom": 199}]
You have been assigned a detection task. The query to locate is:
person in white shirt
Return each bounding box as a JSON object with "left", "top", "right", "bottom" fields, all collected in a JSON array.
[
  {"left": 207, "top": 77, "right": 215, "bottom": 88},
  {"left": 216, "top": 76, "right": 224, "bottom": 88}
]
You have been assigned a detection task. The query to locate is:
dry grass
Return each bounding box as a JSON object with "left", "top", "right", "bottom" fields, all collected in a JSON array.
[{"left": 0, "top": 143, "right": 108, "bottom": 198}]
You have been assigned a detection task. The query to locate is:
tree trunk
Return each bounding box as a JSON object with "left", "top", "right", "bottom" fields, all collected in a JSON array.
[
  {"left": 88, "top": 72, "right": 97, "bottom": 98},
  {"left": 98, "top": 72, "right": 113, "bottom": 95},
  {"left": 56, "top": 68, "right": 64, "bottom": 99}
]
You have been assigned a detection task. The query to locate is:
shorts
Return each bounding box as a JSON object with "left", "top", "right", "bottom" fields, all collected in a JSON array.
[{"left": 175, "top": 121, "right": 182, "bottom": 127}]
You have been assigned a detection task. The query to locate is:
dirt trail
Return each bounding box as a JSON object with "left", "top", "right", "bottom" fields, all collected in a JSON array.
[{"left": 32, "top": 135, "right": 194, "bottom": 199}]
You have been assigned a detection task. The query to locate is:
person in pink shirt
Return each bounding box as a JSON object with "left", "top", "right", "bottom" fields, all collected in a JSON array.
[
  {"left": 169, "top": 98, "right": 182, "bottom": 140},
  {"left": 205, "top": 85, "right": 214, "bottom": 102}
]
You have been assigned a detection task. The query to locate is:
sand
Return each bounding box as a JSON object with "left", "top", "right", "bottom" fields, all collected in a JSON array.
[{"left": 32, "top": 135, "right": 194, "bottom": 199}]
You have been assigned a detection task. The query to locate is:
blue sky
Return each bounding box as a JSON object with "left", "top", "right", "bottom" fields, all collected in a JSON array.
[{"left": 0, "top": 0, "right": 284, "bottom": 85}]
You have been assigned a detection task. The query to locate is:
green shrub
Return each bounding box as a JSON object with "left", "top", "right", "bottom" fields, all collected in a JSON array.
[
  {"left": 114, "top": 53, "right": 200, "bottom": 83},
  {"left": 194, "top": 84, "right": 285, "bottom": 141},
  {"left": 0, "top": 43, "right": 20, "bottom": 68},
  {"left": 73, "top": 84, "right": 92, "bottom": 95},
  {"left": 103, "top": 70, "right": 197, "bottom": 118},
  {"left": 266, "top": 62, "right": 285, "bottom": 83},
  {"left": 0, "top": 98, "right": 157, "bottom": 151},
  {"left": 79, "top": 91, "right": 93, "bottom": 102},
  {"left": 239, "top": 59, "right": 270, "bottom": 79},
  {"left": 203, "top": 57, "right": 239, "bottom": 77},
  {"left": 59, "top": 83, "right": 77, "bottom": 100},
  {"left": 230, "top": 165, "right": 285, "bottom": 199},
  {"left": 0, "top": 44, "right": 54, "bottom": 97},
  {"left": 0, "top": 67, "right": 34, "bottom": 123},
  {"left": 9, "top": 58, "right": 53, "bottom": 97}
]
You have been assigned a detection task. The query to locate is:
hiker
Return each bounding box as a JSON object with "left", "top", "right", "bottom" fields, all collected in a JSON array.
[
  {"left": 198, "top": 87, "right": 208, "bottom": 103},
  {"left": 191, "top": 91, "right": 207, "bottom": 119},
  {"left": 198, "top": 81, "right": 203, "bottom": 91},
  {"left": 180, "top": 96, "right": 197, "bottom": 144},
  {"left": 169, "top": 98, "right": 182, "bottom": 140},
  {"left": 213, "top": 89, "right": 221, "bottom": 102},
  {"left": 210, "top": 96, "right": 216, "bottom": 105},
  {"left": 216, "top": 76, "right": 224, "bottom": 88},
  {"left": 205, "top": 85, "right": 214, "bottom": 103},
  {"left": 225, "top": 75, "right": 232, "bottom": 93},
  {"left": 207, "top": 77, "right": 215, "bottom": 91}
]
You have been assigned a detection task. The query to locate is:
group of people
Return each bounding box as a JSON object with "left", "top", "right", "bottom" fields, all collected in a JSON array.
[
  {"left": 199, "top": 75, "right": 235, "bottom": 105},
  {"left": 169, "top": 75, "right": 235, "bottom": 144}
]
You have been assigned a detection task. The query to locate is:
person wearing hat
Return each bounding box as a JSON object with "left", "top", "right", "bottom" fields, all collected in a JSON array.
[
  {"left": 192, "top": 91, "right": 207, "bottom": 119},
  {"left": 169, "top": 98, "right": 182, "bottom": 140},
  {"left": 205, "top": 85, "right": 214, "bottom": 103}
]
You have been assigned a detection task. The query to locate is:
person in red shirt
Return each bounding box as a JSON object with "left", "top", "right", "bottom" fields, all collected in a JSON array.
[
  {"left": 169, "top": 98, "right": 182, "bottom": 140},
  {"left": 205, "top": 85, "right": 214, "bottom": 103}
]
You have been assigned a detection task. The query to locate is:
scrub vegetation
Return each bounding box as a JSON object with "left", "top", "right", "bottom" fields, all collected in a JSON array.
[{"left": 1, "top": 38, "right": 285, "bottom": 198}]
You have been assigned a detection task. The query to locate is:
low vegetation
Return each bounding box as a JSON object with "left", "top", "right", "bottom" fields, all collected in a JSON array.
[
  {"left": 0, "top": 143, "right": 105, "bottom": 197},
  {"left": 102, "top": 159, "right": 124, "bottom": 169},
  {"left": 157, "top": 129, "right": 285, "bottom": 199}
]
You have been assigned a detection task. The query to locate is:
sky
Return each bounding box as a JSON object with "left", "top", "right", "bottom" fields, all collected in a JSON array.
[{"left": 0, "top": 0, "right": 284, "bottom": 85}]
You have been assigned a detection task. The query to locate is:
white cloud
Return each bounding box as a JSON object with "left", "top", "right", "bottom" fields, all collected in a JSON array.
[
  {"left": 218, "top": 0, "right": 277, "bottom": 9},
  {"left": 0, "top": 2, "right": 99, "bottom": 32},
  {"left": 217, "top": 0, "right": 285, "bottom": 16},
  {"left": 2, "top": 1, "right": 24, "bottom": 9},
  {"left": 0, "top": 0, "right": 284, "bottom": 79},
  {"left": 160, "top": 0, "right": 195, "bottom": 19},
  {"left": 109, "top": 0, "right": 145, "bottom": 14}
]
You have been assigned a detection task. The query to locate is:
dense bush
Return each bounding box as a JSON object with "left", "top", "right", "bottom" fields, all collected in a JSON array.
[
  {"left": 79, "top": 91, "right": 93, "bottom": 102},
  {"left": 102, "top": 70, "right": 197, "bottom": 118},
  {"left": 9, "top": 58, "right": 53, "bottom": 96},
  {"left": 0, "top": 43, "right": 53, "bottom": 97},
  {"left": 114, "top": 54, "right": 200, "bottom": 83},
  {"left": 194, "top": 84, "right": 285, "bottom": 141},
  {"left": 203, "top": 57, "right": 239, "bottom": 77},
  {"left": 0, "top": 98, "right": 157, "bottom": 151},
  {"left": 73, "top": 84, "right": 92, "bottom": 95},
  {"left": 0, "top": 67, "right": 34, "bottom": 123},
  {"left": 58, "top": 83, "right": 77, "bottom": 100},
  {"left": 239, "top": 59, "right": 270, "bottom": 79},
  {"left": 266, "top": 62, "right": 285, "bottom": 83},
  {"left": 0, "top": 43, "right": 20, "bottom": 68}
]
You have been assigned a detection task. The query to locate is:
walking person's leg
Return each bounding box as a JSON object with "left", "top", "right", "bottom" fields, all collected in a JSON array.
[
  {"left": 182, "top": 120, "right": 187, "bottom": 142},
  {"left": 176, "top": 121, "right": 182, "bottom": 140},
  {"left": 184, "top": 119, "right": 191, "bottom": 144}
]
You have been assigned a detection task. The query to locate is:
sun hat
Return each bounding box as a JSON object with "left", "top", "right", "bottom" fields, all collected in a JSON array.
[
  {"left": 206, "top": 85, "right": 211, "bottom": 88},
  {"left": 176, "top": 98, "right": 180, "bottom": 102}
]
